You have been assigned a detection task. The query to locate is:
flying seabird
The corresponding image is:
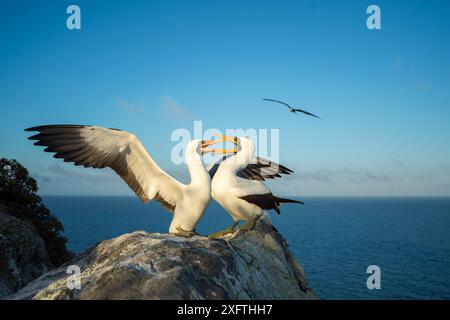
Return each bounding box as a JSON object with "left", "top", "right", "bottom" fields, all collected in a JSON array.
[
  {"left": 25, "top": 125, "right": 233, "bottom": 237},
  {"left": 206, "top": 135, "right": 304, "bottom": 237},
  {"left": 262, "top": 98, "right": 320, "bottom": 118}
]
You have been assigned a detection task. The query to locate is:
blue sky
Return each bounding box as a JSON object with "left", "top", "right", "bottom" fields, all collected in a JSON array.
[{"left": 1, "top": 0, "right": 450, "bottom": 196}]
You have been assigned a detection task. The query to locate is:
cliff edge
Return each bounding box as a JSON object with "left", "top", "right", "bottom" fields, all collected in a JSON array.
[{"left": 7, "top": 216, "right": 316, "bottom": 300}]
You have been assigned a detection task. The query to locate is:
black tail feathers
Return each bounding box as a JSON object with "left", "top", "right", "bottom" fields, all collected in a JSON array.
[{"left": 274, "top": 197, "right": 304, "bottom": 205}]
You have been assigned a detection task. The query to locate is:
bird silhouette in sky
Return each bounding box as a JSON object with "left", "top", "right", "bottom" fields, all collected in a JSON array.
[{"left": 262, "top": 98, "right": 320, "bottom": 118}]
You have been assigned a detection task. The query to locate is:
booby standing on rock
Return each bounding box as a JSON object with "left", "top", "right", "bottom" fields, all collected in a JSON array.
[
  {"left": 207, "top": 136, "right": 304, "bottom": 237},
  {"left": 25, "top": 125, "right": 232, "bottom": 237}
]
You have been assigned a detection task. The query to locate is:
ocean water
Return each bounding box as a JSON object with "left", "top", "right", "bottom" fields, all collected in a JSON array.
[{"left": 42, "top": 196, "right": 450, "bottom": 300}]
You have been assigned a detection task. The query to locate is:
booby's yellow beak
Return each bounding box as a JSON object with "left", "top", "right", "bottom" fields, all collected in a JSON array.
[
  {"left": 210, "top": 134, "right": 240, "bottom": 145},
  {"left": 201, "top": 147, "right": 239, "bottom": 155},
  {"left": 200, "top": 134, "right": 239, "bottom": 155}
]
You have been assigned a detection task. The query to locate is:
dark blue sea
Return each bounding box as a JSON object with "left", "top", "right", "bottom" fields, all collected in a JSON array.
[{"left": 42, "top": 196, "right": 450, "bottom": 300}]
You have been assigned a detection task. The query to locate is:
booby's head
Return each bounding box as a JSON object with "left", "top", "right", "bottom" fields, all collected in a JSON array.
[
  {"left": 213, "top": 135, "right": 254, "bottom": 154},
  {"left": 206, "top": 135, "right": 255, "bottom": 168},
  {"left": 180, "top": 137, "right": 237, "bottom": 164}
]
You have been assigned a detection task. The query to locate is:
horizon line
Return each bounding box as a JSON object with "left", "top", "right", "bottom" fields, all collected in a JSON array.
[{"left": 39, "top": 194, "right": 450, "bottom": 198}]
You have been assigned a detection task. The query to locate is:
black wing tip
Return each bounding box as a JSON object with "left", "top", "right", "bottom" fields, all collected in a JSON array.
[
  {"left": 296, "top": 110, "right": 320, "bottom": 119},
  {"left": 262, "top": 98, "right": 280, "bottom": 101},
  {"left": 25, "top": 125, "right": 51, "bottom": 132},
  {"left": 28, "top": 133, "right": 40, "bottom": 140},
  {"left": 25, "top": 124, "right": 89, "bottom": 132},
  {"left": 279, "top": 165, "right": 294, "bottom": 174},
  {"left": 262, "top": 98, "right": 290, "bottom": 107},
  {"left": 26, "top": 125, "right": 88, "bottom": 141},
  {"left": 262, "top": 98, "right": 279, "bottom": 103}
]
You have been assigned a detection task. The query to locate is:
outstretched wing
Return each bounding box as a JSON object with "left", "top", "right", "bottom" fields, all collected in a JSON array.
[
  {"left": 262, "top": 98, "right": 292, "bottom": 109},
  {"left": 208, "top": 155, "right": 293, "bottom": 181},
  {"left": 263, "top": 98, "right": 320, "bottom": 118},
  {"left": 26, "top": 125, "right": 184, "bottom": 211},
  {"left": 293, "top": 108, "right": 320, "bottom": 118}
]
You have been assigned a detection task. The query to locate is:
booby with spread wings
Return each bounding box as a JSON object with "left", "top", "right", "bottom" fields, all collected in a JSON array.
[
  {"left": 207, "top": 135, "right": 304, "bottom": 237},
  {"left": 25, "top": 125, "right": 231, "bottom": 237},
  {"left": 263, "top": 98, "right": 320, "bottom": 118}
]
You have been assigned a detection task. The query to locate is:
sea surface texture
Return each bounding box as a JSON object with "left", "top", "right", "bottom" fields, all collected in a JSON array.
[{"left": 42, "top": 196, "right": 450, "bottom": 300}]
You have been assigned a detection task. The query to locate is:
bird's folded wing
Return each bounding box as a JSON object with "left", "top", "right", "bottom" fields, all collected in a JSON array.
[
  {"left": 241, "top": 157, "right": 293, "bottom": 181},
  {"left": 26, "top": 125, "right": 184, "bottom": 210},
  {"left": 207, "top": 155, "right": 293, "bottom": 181}
]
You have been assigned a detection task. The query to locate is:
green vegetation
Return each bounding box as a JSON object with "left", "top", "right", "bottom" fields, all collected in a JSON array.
[{"left": 0, "top": 158, "right": 70, "bottom": 266}]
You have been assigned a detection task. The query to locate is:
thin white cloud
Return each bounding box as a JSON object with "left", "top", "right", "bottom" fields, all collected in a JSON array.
[
  {"left": 160, "top": 96, "right": 193, "bottom": 122},
  {"left": 33, "top": 163, "right": 118, "bottom": 184},
  {"left": 294, "top": 167, "right": 394, "bottom": 184},
  {"left": 116, "top": 97, "right": 144, "bottom": 113},
  {"left": 414, "top": 80, "right": 429, "bottom": 92}
]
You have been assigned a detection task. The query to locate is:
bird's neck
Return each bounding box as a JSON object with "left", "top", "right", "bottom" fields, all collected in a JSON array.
[
  {"left": 222, "top": 144, "right": 254, "bottom": 174},
  {"left": 185, "top": 149, "right": 211, "bottom": 188}
]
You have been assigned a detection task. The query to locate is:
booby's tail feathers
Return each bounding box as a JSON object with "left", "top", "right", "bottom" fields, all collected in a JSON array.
[{"left": 274, "top": 197, "right": 304, "bottom": 205}]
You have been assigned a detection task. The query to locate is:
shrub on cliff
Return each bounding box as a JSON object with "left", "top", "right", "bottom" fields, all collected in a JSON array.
[{"left": 0, "top": 157, "right": 70, "bottom": 266}]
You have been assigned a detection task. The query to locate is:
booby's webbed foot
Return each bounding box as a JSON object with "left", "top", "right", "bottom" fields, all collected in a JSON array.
[
  {"left": 207, "top": 227, "right": 236, "bottom": 238},
  {"left": 237, "top": 217, "right": 258, "bottom": 233},
  {"left": 207, "top": 221, "right": 239, "bottom": 238},
  {"left": 173, "top": 226, "right": 199, "bottom": 238}
]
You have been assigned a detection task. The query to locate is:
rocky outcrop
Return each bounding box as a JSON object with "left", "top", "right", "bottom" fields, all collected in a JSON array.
[
  {"left": 0, "top": 207, "right": 53, "bottom": 298},
  {"left": 7, "top": 216, "right": 316, "bottom": 300}
]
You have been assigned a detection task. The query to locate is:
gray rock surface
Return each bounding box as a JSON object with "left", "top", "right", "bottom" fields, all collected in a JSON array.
[
  {"left": 7, "top": 216, "right": 316, "bottom": 300},
  {"left": 0, "top": 207, "right": 53, "bottom": 298}
]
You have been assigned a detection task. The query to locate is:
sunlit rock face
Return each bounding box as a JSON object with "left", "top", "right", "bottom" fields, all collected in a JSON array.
[{"left": 7, "top": 216, "right": 316, "bottom": 300}]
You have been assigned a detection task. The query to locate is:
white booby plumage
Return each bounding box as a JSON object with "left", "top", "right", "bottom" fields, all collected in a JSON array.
[
  {"left": 207, "top": 136, "right": 304, "bottom": 237},
  {"left": 25, "top": 124, "right": 227, "bottom": 237}
]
